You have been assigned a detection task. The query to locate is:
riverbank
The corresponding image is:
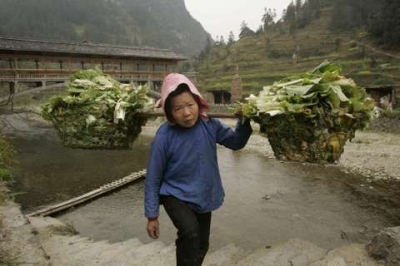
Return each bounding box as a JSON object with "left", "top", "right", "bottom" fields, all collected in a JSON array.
[
  {"left": 0, "top": 192, "right": 50, "bottom": 265},
  {"left": 1, "top": 113, "right": 400, "bottom": 265}
]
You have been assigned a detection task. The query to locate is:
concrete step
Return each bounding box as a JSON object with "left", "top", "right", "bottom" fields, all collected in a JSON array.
[
  {"left": 0, "top": 202, "right": 50, "bottom": 266},
  {"left": 204, "top": 243, "right": 247, "bottom": 266},
  {"left": 124, "top": 240, "right": 166, "bottom": 260},
  {"left": 94, "top": 241, "right": 169, "bottom": 266},
  {"left": 27, "top": 216, "right": 384, "bottom": 266},
  {"left": 310, "top": 243, "right": 384, "bottom": 266},
  {"left": 130, "top": 244, "right": 176, "bottom": 266},
  {"left": 234, "top": 238, "right": 327, "bottom": 266}
]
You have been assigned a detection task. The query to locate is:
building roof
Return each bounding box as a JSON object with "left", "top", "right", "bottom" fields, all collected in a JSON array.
[{"left": 0, "top": 36, "right": 187, "bottom": 61}]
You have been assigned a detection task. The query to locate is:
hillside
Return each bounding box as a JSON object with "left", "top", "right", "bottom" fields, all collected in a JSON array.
[
  {"left": 194, "top": 7, "right": 400, "bottom": 98},
  {"left": 0, "top": 0, "right": 210, "bottom": 56}
]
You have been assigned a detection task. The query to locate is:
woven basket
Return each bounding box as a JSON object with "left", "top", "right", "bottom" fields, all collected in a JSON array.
[
  {"left": 50, "top": 107, "right": 145, "bottom": 149},
  {"left": 258, "top": 113, "right": 351, "bottom": 163}
]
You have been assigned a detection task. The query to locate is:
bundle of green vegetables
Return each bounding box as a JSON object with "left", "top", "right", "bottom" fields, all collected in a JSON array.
[
  {"left": 241, "top": 61, "right": 375, "bottom": 163},
  {"left": 41, "top": 68, "right": 154, "bottom": 149}
]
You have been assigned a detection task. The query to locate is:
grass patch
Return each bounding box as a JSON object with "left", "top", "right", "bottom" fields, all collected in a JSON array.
[
  {"left": 0, "top": 134, "right": 15, "bottom": 182},
  {"left": 0, "top": 253, "right": 18, "bottom": 266},
  {"left": 49, "top": 224, "right": 79, "bottom": 236}
]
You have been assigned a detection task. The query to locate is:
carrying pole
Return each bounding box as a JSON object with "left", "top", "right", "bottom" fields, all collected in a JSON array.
[{"left": 135, "top": 112, "right": 239, "bottom": 119}]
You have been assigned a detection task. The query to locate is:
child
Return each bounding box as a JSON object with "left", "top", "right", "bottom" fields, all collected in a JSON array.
[{"left": 144, "top": 73, "right": 252, "bottom": 266}]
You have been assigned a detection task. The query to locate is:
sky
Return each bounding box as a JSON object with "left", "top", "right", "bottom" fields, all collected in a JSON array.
[{"left": 184, "top": 0, "right": 293, "bottom": 41}]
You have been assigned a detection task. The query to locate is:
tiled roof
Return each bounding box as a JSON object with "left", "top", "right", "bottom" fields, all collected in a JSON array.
[{"left": 0, "top": 36, "right": 187, "bottom": 60}]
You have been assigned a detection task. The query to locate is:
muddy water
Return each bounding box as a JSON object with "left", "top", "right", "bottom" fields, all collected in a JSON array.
[
  {"left": 2, "top": 113, "right": 395, "bottom": 252},
  {"left": 0, "top": 111, "right": 148, "bottom": 209}
]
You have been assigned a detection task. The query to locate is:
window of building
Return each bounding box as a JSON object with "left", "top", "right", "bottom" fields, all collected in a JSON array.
[
  {"left": 17, "top": 58, "right": 37, "bottom": 69},
  {"left": 70, "top": 61, "right": 82, "bottom": 70},
  {"left": 41, "top": 60, "right": 62, "bottom": 70},
  {"left": 123, "top": 61, "right": 135, "bottom": 72},
  {"left": 137, "top": 62, "right": 148, "bottom": 71},
  {"left": 0, "top": 58, "right": 13, "bottom": 69},
  {"left": 103, "top": 63, "right": 120, "bottom": 71},
  {"left": 84, "top": 62, "right": 101, "bottom": 70},
  {"left": 167, "top": 64, "right": 177, "bottom": 72},
  {"left": 153, "top": 64, "right": 165, "bottom": 72}
]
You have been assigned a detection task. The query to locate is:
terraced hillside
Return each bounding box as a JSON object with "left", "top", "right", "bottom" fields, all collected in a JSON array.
[{"left": 194, "top": 7, "right": 400, "bottom": 98}]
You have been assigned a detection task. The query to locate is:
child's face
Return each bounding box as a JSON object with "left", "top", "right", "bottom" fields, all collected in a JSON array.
[{"left": 170, "top": 91, "right": 199, "bottom": 128}]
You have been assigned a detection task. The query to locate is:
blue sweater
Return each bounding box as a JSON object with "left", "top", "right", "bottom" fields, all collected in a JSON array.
[{"left": 144, "top": 118, "right": 252, "bottom": 218}]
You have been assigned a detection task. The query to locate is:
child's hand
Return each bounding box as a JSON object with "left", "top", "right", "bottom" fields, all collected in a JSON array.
[
  {"left": 147, "top": 218, "right": 160, "bottom": 239},
  {"left": 235, "top": 110, "right": 250, "bottom": 125}
]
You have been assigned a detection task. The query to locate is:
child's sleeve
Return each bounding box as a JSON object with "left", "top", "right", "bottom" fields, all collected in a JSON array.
[
  {"left": 144, "top": 136, "right": 167, "bottom": 218},
  {"left": 216, "top": 118, "right": 252, "bottom": 150}
]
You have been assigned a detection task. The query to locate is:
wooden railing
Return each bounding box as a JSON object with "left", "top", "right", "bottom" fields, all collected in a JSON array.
[{"left": 0, "top": 69, "right": 168, "bottom": 82}]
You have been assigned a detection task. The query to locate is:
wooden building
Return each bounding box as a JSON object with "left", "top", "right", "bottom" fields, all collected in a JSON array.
[
  {"left": 0, "top": 36, "right": 187, "bottom": 93},
  {"left": 206, "top": 66, "right": 243, "bottom": 104},
  {"left": 365, "top": 85, "right": 398, "bottom": 108}
]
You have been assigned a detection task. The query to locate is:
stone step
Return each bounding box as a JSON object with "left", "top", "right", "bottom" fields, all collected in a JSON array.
[
  {"left": 28, "top": 215, "right": 386, "bottom": 266},
  {"left": 130, "top": 244, "right": 176, "bottom": 266},
  {"left": 124, "top": 240, "right": 166, "bottom": 260},
  {"left": 234, "top": 238, "right": 327, "bottom": 266},
  {"left": 310, "top": 243, "right": 384, "bottom": 266},
  {"left": 0, "top": 202, "right": 50, "bottom": 266},
  {"left": 94, "top": 241, "right": 169, "bottom": 266},
  {"left": 203, "top": 243, "right": 247, "bottom": 266}
]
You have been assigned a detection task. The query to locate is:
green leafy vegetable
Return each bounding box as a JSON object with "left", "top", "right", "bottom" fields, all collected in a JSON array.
[
  {"left": 241, "top": 61, "right": 375, "bottom": 163},
  {"left": 41, "top": 68, "right": 154, "bottom": 149}
]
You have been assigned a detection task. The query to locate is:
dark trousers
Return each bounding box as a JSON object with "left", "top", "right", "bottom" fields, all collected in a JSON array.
[{"left": 161, "top": 196, "right": 211, "bottom": 266}]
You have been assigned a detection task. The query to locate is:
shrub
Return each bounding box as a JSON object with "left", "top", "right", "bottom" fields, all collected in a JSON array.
[{"left": 0, "top": 135, "right": 14, "bottom": 182}]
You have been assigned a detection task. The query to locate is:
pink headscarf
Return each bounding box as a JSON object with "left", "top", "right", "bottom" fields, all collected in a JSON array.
[{"left": 156, "top": 73, "right": 209, "bottom": 122}]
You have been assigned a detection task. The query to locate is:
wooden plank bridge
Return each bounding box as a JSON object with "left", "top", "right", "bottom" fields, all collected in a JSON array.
[{"left": 27, "top": 169, "right": 147, "bottom": 217}]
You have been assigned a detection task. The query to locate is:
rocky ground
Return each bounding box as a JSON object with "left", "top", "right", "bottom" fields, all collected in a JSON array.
[{"left": 1, "top": 113, "right": 400, "bottom": 265}]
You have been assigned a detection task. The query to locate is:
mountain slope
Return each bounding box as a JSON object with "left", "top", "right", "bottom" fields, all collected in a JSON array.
[
  {"left": 0, "top": 0, "right": 209, "bottom": 56},
  {"left": 194, "top": 6, "right": 400, "bottom": 96}
]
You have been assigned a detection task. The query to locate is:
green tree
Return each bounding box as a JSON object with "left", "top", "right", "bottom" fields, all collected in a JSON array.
[
  {"left": 330, "top": 0, "right": 353, "bottom": 30},
  {"left": 295, "top": 0, "right": 303, "bottom": 12},
  {"left": 262, "top": 8, "right": 276, "bottom": 31},
  {"left": 330, "top": 0, "right": 381, "bottom": 30},
  {"left": 369, "top": 0, "right": 400, "bottom": 48},
  {"left": 240, "top": 20, "right": 248, "bottom": 32},
  {"left": 307, "top": 0, "right": 321, "bottom": 18},
  {"left": 227, "top": 31, "right": 235, "bottom": 45},
  {"left": 199, "top": 36, "right": 213, "bottom": 59},
  {"left": 219, "top": 36, "right": 226, "bottom": 46},
  {"left": 239, "top": 20, "right": 255, "bottom": 38},
  {"left": 239, "top": 27, "right": 255, "bottom": 39},
  {"left": 283, "top": 2, "right": 297, "bottom": 35}
]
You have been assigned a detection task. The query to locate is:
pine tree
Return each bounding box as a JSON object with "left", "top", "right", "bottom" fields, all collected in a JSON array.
[
  {"left": 262, "top": 8, "right": 276, "bottom": 31},
  {"left": 227, "top": 31, "right": 235, "bottom": 45},
  {"left": 369, "top": 0, "right": 400, "bottom": 47}
]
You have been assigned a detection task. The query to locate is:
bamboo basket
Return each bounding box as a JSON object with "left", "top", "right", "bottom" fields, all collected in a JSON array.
[
  {"left": 257, "top": 113, "right": 354, "bottom": 163},
  {"left": 49, "top": 107, "right": 147, "bottom": 150}
]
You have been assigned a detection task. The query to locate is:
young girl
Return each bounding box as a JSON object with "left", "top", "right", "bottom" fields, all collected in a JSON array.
[{"left": 144, "top": 73, "right": 252, "bottom": 266}]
